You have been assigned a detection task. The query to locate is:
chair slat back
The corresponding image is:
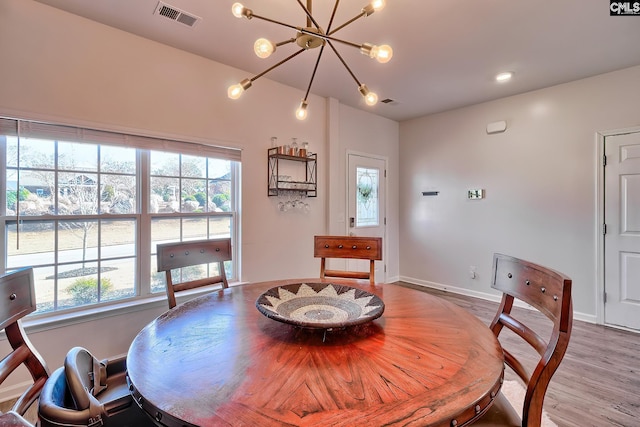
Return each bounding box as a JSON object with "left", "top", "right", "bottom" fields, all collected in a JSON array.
[
  {"left": 493, "top": 255, "right": 572, "bottom": 330},
  {"left": 0, "top": 268, "right": 49, "bottom": 416},
  {"left": 0, "top": 268, "right": 37, "bottom": 331},
  {"left": 314, "top": 236, "right": 382, "bottom": 284},
  {"left": 156, "top": 238, "right": 232, "bottom": 308},
  {"left": 489, "top": 253, "right": 573, "bottom": 427}
]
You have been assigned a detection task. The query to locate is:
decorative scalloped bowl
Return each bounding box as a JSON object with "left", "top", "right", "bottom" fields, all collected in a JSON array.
[{"left": 256, "top": 283, "right": 385, "bottom": 329}]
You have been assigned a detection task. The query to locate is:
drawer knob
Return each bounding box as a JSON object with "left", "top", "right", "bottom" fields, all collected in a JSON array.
[
  {"left": 9, "top": 293, "right": 17, "bottom": 301},
  {"left": 366, "top": 246, "right": 371, "bottom": 250},
  {"left": 338, "top": 245, "right": 343, "bottom": 249},
  {"left": 325, "top": 244, "right": 329, "bottom": 248},
  {"left": 352, "top": 245, "right": 357, "bottom": 249}
]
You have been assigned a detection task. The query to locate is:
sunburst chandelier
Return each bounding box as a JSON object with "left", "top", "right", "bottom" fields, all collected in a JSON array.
[{"left": 228, "top": 0, "right": 393, "bottom": 120}]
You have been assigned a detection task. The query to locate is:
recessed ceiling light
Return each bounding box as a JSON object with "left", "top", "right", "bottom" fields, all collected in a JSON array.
[{"left": 495, "top": 72, "right": 513, "bottom": 83}]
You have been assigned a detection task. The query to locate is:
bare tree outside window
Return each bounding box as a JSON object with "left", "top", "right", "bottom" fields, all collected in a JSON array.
[{"left": 2, "top": 128, "right": 238, "bottom": 315}]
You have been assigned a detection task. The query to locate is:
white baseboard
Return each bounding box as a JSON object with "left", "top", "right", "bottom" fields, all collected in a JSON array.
[
  {"left": 398, "top": 276, "right": 597, "bottom": 325},
  {"left": 574, "top": 312, "right": 597, "bottom": 324},
  {"left": 384, "top": 275, "right": 401, "bottom": 284},
  {"left": 398, "top": 275, "right": 503, "bottom": 301}
]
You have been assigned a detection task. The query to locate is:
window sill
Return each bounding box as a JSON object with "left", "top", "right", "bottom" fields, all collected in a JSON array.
[{"left": 19, "top": 281, "right": 247, "bottom": 336}]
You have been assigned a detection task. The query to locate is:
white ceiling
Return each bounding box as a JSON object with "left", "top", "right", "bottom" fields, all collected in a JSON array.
[{"left": 34, "top": 0, "right": 640, "bottom": 122}]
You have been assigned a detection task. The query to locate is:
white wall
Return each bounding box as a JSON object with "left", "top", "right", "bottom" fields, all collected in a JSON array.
[
  {"left": 0, "top": 0, "right": 400, "bottom": 397},
  {"left": 399, "top": 65, "right": 640, "bottom": 321},
  {"left": 326, "top": 102, "right": 400, "bottom": 281}
]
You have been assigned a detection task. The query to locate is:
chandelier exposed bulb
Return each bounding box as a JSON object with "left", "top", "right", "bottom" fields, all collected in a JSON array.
[
  {"left": 372, "top": 0, "right": 386, "bottom": 11},
  {"left": 227, "top": 84, "right": 244, "bottom": 99},
  {"left": 358, "top": 84, "right": 378, "bottom": 106},
  {"left": 296, "top": 100, "right": 309, "bottom": 120},
  {"left": 231, "top": 3, "right": 252, "bottom": 19},
  {"left": 363, "top": 0, "right": 386, "bottom": 15},
  {"left": 254, "top": 38, "right": 276, "bottom": 58},
  {"left": 360, "top": 43, "right": 393, "bottom": 63},
  {"left": 374, "top": 45, "right": 393, "bottom": 63},
  {"left": 364, "top": 91, "right": 378, "bottom": 106},
  {"left": 227, "top": 79, "right": 252, "bottom": 99}
]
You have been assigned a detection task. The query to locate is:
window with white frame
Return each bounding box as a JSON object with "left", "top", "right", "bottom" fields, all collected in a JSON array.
[{"left": 0, "top": 118, "right": 240, "bottom": 315}]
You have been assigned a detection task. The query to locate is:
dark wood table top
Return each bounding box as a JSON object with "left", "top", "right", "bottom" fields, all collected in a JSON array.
[{"left": 126, "top": 279, "right": 504, "bottom": 427}]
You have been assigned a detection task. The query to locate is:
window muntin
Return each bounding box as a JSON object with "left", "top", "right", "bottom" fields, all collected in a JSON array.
[
  {"left": 149, "top": 150, "right": 233, "bottom": 214},
  {"left": 5, "top": 217, "right": 139, "bottom": 313},
  {"left": 2, "top": 129, "right": 239, "bottom": 316}
]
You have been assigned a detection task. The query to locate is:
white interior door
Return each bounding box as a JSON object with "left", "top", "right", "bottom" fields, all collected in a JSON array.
[
  {"left": 347, "top": 153, "right": 386, "bottom": 282},
  {"left": 604, "top": 131, "right": 640, "bottom": 330}
]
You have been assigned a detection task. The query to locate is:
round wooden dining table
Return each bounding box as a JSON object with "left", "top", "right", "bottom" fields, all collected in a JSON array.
[{"left": 126, "top": 279, "right": 504, "bottom": 427}]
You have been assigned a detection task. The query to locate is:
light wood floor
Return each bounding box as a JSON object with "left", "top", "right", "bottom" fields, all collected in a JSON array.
[{"left": 396, "top": 282, "right": 640, "bottom": 427}]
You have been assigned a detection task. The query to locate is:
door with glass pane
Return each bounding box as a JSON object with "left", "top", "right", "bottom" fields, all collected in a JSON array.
[{"left": 347, "top": 153, "right": 386, "bottom": 282}]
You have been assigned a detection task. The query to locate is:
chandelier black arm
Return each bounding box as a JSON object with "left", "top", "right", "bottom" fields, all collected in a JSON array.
[
  {"left": 326, "top": 40, "right": 362, "bottom": 87},
  {"left": 250, "top": 48, "right": 306, "bottom": 83},
  {"left": 250, "top": 13, "right": 301, "bottom": 32},
  {"left": 326, "top": 0, "right": 340, "bottom": 34},
  {"left": 276, "top": 38, "right": 297, "bottom": 48},
  {"left": 295, "top": 0, "right": 321, "bottom": 29},
  {"left": 303, "top": 45, "right": 326, "bottom": 101},
  {"left": 328, "top": 11, "right": 367, "bottom": 35}
]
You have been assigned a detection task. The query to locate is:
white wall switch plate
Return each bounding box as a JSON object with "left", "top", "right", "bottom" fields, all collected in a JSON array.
[{"left": 468, "top": 189, "right": 484, "bottom": 199}]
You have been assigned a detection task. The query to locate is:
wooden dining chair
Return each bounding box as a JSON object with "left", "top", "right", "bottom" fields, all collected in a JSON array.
[
  {"left": 0, "top": 268, "right": 49, "bottom": 426},
  {"left": 156, "top": 238, "right": 232, "bottom": 308},
  {"left": 474, "top": 253, "right": 573, "bottom": 427},
  {"left": 314, "top": 235, "right": 382, "bottom": 284}
]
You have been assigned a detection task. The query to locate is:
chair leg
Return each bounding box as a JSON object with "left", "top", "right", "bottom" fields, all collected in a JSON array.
[
  {"left": 165, "top": 271, "right": 176, "bottom": 309},
  {"left": 220, "top": 261, "right": 229, "bottom": 288},
  {"left": 369, "top": 260, "right": 375, "bottom": 284}
]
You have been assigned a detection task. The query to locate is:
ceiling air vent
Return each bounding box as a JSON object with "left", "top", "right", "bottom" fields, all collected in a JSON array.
[
  {"left": 381, "top": 98, "right": 397, "bottom": 105},
  {"left": 154, "top": 2, "right": 201, "bottom": 28}
]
